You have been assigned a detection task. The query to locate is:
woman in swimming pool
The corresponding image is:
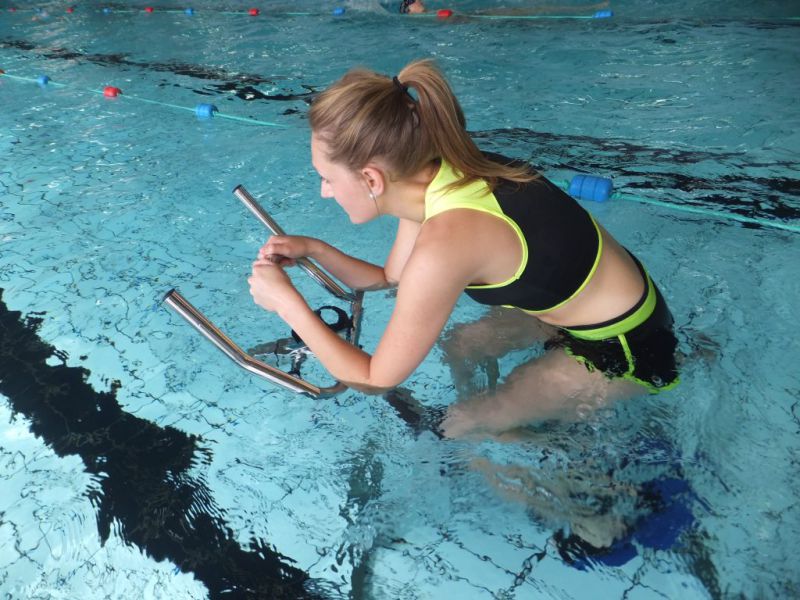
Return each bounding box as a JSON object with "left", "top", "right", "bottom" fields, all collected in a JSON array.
[{"left": 248, "top": 59, "right": 679, "bottom": 438}]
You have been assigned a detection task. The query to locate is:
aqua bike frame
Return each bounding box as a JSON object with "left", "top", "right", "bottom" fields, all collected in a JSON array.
[{"left": 163, "top": 185, "right": 365, "bottom": 398}]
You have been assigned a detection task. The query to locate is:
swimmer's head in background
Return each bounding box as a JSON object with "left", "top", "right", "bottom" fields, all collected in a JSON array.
[{"left": 399, "top": 0, "right": 425, "bottom": 14}]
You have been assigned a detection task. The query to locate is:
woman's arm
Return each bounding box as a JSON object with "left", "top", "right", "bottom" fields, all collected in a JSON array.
[
  {"left": 259, "top": 218, "right": 422, "bottom": 291},
  {"left": 257, "top": 217, "right": 477, "bottom": 393},
  {"left": 259, "top": 235, "right": 387, "bottom": 290}
]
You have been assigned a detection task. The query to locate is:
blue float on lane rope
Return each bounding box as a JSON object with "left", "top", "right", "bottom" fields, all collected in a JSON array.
[
  {"left": 569, "top": 175, "right": 613, "bottom": 202},
  {"left": 195, "top": 103, "right": 218, "bottom": 118}
]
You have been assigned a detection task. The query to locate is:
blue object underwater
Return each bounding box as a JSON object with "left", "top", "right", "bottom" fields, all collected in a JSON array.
[{"left": 555, "top": 476, "right": 696, "bottom": 570}]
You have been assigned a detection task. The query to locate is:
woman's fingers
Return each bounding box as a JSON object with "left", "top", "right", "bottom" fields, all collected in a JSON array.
[
  {"left": 258, "top": 239, "right": 299, "bottom": 266},
  {"left": 261, "top": 235, "right": 315, "bottom": 259},
  {"left": 258, "top": 235, "right": 281, "bottom": 255},
  {"left": 266, "top": 254, "right": 296, "bottom": 267}
]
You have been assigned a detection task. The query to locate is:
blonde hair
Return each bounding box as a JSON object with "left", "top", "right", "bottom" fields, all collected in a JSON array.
[{"left": 308, "top": 59, "right": 537, "bottom": 190}]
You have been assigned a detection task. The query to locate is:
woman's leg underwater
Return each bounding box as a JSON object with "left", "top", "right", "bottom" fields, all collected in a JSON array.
[
  {"left": 441, "top": 348, "right": 643, "bottom": 439},
  {"left": 440, "top": 307, "right": 558, "bottom": 396}
]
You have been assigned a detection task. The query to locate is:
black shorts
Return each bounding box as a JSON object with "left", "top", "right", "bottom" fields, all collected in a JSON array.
[{"left": 548, "top": 263, "right": 680, "bottom": 393}]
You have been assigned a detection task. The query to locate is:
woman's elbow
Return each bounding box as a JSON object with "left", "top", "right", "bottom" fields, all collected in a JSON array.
[{"left": 345, "top": 372, "right": 407, "bottom": 395}]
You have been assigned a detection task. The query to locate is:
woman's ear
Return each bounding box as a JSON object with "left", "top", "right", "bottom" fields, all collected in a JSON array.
[{"left": 361, "top": 165, "right": 386, "bottom": 197}]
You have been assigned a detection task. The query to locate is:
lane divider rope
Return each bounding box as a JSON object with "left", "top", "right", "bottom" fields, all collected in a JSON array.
[
  {"left": 0, "top": 71, "right": 286, "bottom": 127},
  {"left": 1, "top": 72, "right": 795, "bottom": 233},
  {"left": 6, "top": 7, "right": 799, "bottom": 21},
  {"left": 552, "top": 179, "right": 800, "bottom": 234}
]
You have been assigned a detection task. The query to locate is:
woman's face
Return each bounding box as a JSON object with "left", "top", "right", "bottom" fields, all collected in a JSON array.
[{"left": 311, "top": 134, "right": 377, "bottom": 224}]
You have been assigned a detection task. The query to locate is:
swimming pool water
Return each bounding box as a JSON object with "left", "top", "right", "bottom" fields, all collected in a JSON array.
[{"left": 1, "top": 1, "right": 799, "bottom": 598}]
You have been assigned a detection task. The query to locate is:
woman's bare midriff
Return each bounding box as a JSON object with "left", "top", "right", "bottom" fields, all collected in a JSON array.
[{"left": 534, "top": 226, "right": 646, "bottom": 328}]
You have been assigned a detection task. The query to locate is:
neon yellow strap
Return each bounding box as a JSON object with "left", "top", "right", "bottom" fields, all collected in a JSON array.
[
  {"left": 563, "top": 275, "right": 656, "bottom": 341},
  {"left": 425, "top": 160, "right": 528, "bottom": 288},
  {"left": 619, "top": 333, "right": 680, "bottom": 393},
  {"left": 462, "top": 207, "right": 528, "bottom": 287},
  {"left": 619, "top": 334, "right": 635, "bottom": 376},
  {"left": 626, "top": 373, "right": 681, "bottom": 394}
]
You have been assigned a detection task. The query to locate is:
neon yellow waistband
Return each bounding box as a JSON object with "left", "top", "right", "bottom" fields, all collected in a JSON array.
[{"left": 562, "top": 275, "right": 656, "bottom": 341}]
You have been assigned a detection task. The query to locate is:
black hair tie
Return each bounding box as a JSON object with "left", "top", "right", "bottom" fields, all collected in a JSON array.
[
  {"left": 392, "top": 75, "right": 408, "bottom": 93},
  {"left": 392, "top": 75, "right": 417, "bottom": 104}
]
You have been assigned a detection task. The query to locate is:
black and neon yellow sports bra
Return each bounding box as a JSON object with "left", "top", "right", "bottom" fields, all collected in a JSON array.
[{"left": 424, "top": 154, "right": 602, "bottom": 313}]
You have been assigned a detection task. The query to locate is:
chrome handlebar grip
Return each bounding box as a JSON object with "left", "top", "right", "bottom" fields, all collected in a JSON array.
[{"left": 232, "top": 185, "right": 356, "bottom": 302}]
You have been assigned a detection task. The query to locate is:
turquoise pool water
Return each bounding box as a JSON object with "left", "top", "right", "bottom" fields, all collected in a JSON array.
[{"left": 1, "top": 1, "right": 799, "bottom": 598}]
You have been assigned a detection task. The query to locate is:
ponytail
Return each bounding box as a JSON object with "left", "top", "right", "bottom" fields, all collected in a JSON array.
[{"left": 308, "top": 59, "right": 537, "bottom": 190}]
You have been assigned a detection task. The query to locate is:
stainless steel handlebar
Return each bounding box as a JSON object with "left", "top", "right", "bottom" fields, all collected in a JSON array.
[
  {"left": 232, "top": 185, "right": 357, "bottom": 302},
  {"left": 163, "top": 185, "right": 365, "bottom": 398},
  {"left": 163, "top": 289, "right": 326, "bottom": 396}
]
